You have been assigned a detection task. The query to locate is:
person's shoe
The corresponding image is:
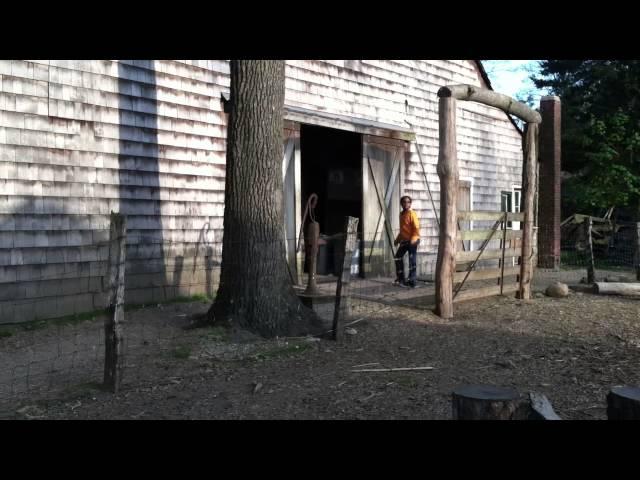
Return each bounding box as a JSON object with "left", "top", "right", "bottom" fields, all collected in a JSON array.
[
  {"left": 393, "top": 278, "right": 405, "bottom": 286},
  {"left": 404, "top": 280, "right": 417, "bottom": 288}
]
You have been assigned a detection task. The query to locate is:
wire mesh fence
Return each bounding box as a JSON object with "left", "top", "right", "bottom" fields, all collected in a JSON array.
[{"left": 1, "top": 216, "right": 638, "bottom": 414}]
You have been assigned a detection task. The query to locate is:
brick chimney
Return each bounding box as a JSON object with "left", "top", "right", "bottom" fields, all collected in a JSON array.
[{"left": 537, "top": 96, "right": 561, "bottom": 269}]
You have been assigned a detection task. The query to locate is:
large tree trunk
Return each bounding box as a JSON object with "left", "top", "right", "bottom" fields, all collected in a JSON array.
[{"left": 207, "top": 60, "right": 318, "bottom": 338}]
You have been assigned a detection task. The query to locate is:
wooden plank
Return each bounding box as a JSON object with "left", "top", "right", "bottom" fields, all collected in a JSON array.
[
  {"left": 454, "top": 266, "right": 520, "bottom": 283},
  {"left": 456, "top": 248, "right": 520, "bottom": 263},
  {"left": 458, "top": 210, "right": 524, "bottom": 222},
  {"left": 453, "top": 283, "right": 519, "bottom": 303},
  {"left": 459, "top": 229, "right": 522, "bottom": 241}
]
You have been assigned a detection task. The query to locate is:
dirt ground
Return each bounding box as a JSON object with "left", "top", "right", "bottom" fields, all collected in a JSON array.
[{"left": 2, "top": 282, "right": 639, "bottom": 420}]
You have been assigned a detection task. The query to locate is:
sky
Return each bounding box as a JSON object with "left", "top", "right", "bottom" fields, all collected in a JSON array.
[{"left": 481, "top": 60, "right": 548, "bottom": 103}]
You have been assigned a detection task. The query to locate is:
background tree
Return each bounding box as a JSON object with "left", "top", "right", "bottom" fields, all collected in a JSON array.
[
  {"left": 533, "top": 60, "right": 640, "bottom": 220},
  {"left": 207, "top": 60, "right": 320, "bottom": 338}
]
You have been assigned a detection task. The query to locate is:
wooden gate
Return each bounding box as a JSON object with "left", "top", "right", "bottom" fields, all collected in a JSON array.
[{"left": 453, "top": 210, "right": 524, "bottom": 303}]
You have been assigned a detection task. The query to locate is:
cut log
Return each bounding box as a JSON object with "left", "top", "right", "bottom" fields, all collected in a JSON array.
[
  {"left": 594, "top": 282, "right": 640, "bottom": 296},
  {"left": 529, "top": 392, "right": 562, "bottom": 420},
  {"left": 452, "top": 385, "right": 530, "bottom": 420},
  {"left": 607, "top": 386, "right": 640, "bottom": 420},
  {"left": 438, "top": 85, "right": 542, "bottom": 124}
]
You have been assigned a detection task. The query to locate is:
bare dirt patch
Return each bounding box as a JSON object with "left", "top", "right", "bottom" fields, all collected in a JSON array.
[{"left": 2, "top": 289, "right": 639, "bottom": 420}]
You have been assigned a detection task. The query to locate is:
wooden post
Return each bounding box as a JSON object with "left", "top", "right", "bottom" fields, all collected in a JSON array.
[
  {"left": 332, "top": 216, "right": 359, "bottom": 341},
  {"left": 452, "top": 385, "right": 530, "bottom": 420},
  {"left": 500, "top": 212, "right": 508, "bottom": 294},
  {"left": 519, "top": 123, "right": 538, "bottom": 300},
  {"left": 607, "top": 386, "right": 640, "bottom": 420},
  {"left": 104, "top": 212, "right": 126, "bottom": 393},
  {"left": 586, "top": 217, "right": 595, "bottom": 284},
  {"left": 635, "top": 222, "right": 640, "bottom": 281},
  {"left": 435, "top": 96, "right": 458, "bottom": 318}
]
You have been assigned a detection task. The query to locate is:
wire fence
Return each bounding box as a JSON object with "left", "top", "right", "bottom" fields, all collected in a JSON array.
[{"left": 1, "top": 216, "right": 639, "bottom": 414}]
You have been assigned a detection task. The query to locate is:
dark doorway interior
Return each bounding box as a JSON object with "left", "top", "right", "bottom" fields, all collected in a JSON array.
[{"left": 300, "top": 125, "right": 362, "bottom": 237}]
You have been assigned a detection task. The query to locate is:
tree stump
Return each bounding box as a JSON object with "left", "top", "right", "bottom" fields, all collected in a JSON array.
[
  {"left": 452, "top": 385, "right": 530, "bottom": 420},
  {"left": 607, "top": 386, "right": 640, "bottom": 420}
]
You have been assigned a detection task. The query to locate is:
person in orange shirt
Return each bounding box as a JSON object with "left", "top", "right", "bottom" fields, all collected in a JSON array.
[{"left": 393, "top": 196, "right": 420, "bottom": 288}]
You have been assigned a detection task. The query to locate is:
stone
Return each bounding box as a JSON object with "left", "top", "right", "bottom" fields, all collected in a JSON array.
[{"left": 545, "top": 281, "right": 569, "bottom": 298}]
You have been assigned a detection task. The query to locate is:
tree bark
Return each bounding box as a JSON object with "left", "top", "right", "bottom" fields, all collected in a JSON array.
[
  {"left": 435, "top": 96, "right": 458, "bottom": 318},
  {"left": 207, "top": 60, "right": 319, "bottom": 338}
]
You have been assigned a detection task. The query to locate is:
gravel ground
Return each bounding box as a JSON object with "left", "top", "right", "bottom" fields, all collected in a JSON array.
[{"left": 2, "top": 285, "right": 639, "bottom": 420}]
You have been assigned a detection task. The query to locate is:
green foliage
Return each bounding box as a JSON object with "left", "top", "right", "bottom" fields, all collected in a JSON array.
[{"left": 533, "top": 61, "right": 640, "bottom": 218}]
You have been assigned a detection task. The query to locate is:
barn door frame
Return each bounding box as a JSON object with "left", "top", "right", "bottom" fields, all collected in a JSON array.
[
  {"left": 361, "top": 135, "right": 408, "bottom": 277},
  {"left": 283, "top": 121, "right": 302, "bottom": 284}
]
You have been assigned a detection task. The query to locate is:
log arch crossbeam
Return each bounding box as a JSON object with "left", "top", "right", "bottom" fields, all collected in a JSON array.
[{"left": 438, "top": 84, "right": 542, "bottom": 124}]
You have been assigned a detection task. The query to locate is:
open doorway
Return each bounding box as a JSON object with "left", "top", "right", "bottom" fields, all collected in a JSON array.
[{"left": 300, "top": 124, "right": 362, "bottom": 275}]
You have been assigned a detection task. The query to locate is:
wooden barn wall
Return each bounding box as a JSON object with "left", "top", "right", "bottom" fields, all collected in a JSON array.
[
  {"left": 0, "top": 59, "right": 522, "bottom": 324},
  {"left": 0, "top": 60, "right": 230, "bottom": 323},
  {"left": 283, "top": 60, "right": 523, "bottom": 269}
]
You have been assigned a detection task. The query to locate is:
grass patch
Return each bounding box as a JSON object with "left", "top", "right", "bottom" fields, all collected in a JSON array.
[
  {"left": 125, "top": 294, "right": 214, "bottom": 312},
  {"left": 253, "top": 342, "right": 312, "bottom": 361},
  {"left": 0, "top": 329, "right": 13, "bottom": 338},
  {"left": 395, "top": 376, "right": 419, "bottom": 388},
  {"left": 203, "top": 325, "right": 229, "bottom": 341},
  {"left": 171, "top": 345, "right": 192, "bottom": 360}
]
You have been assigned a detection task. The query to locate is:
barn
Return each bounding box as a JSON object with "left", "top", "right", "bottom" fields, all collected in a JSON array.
[{"left": 0, "top": 60, "right": 529, "bottom": 324}]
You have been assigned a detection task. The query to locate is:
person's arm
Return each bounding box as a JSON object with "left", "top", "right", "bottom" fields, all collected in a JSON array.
[{"left": 410, "top": 211, "right": 420, "bottom": 245}]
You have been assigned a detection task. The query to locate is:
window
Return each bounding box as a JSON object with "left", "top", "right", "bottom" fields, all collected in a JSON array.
[{"left": 501, "top": 187, "right": 521, "bottom": 229}]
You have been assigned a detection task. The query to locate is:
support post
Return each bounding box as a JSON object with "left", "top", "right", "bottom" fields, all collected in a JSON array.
[
  {"left": 104, "top": 212, "right": 126, "bottom": 393},
  {"left": 586, "top": 217, "right": 595, "bottom": 284},
  {"left": 435, "top": 96, "right": 458, "bottom": 318},
  {"left": 519, "top": 123, "right": 538, "bottom": 300},
  {"left": 332, "top": 216, "right": 359, "bottom": 341},
  {"left": 635, "top": 222, "right": 640, "bottom": 281}
]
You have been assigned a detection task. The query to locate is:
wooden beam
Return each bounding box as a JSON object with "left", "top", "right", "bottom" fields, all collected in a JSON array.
[
  {"left": 458, "top": 210, "right": 524, "bottom": 222},
  {"left": 459, "top": 229, "right": 523, "bottom": 241},
  {"left": 438, "top": 84, "right": 542, "bottom": 124},
  {"left": 453, "top": 266, "right": 520, "bottom": 283},
  {"left": 519, "top": 123, "right": 538, "bottom": 300},
  {"left": 456, "top": 248, "right": 520, "bottom": 263},
  {"left": 435, "top": 96, "right": 458, "bottom": 319},
  {"left": 453, "top": 283, "right": 519, "bottom": 303}
]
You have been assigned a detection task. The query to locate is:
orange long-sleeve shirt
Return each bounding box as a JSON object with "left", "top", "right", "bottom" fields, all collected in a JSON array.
[{"left": 396, "top": 209, "right": 420, "bottom": 244}]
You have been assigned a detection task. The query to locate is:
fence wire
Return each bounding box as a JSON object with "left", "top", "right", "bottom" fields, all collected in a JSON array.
[{"left": 1, "top": 219, "right": 638, "bottom": 414}]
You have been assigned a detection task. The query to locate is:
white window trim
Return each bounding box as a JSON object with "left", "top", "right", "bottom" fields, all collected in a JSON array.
[{"left": 460, "top": 176, "right": 474, "bottom": 250}]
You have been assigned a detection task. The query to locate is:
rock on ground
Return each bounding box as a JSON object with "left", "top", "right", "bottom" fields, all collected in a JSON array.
[{"left": 546, "top": 282, "right": 569, "bottom": 298}]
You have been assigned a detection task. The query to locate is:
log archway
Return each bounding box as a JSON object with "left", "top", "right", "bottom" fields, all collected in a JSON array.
[{"left": 435, "top": 85, "right": 541, "bottom": 318}]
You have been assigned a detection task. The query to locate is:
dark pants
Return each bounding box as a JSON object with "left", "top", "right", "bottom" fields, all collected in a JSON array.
[{"left": 395, "top": 240, "right": 419, "bottom": 283}]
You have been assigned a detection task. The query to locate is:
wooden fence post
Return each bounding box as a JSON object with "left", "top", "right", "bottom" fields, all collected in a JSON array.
[
  {"left": 586, "top": 216, "right": 595, "bottom": 284},
  {"left": 104, "top": 212, "right": 126, "bottom": 393},
  {"left": 635, "top": 222, "right": 640, "bottom": 281},
  {"left": 332, "top": 216, "right": 359, "bottom": 341},
  {"left": 435, "top": 96, "right": 458, "bottom": 318},
  {"left": 519, "top": 122, "right": 538, "bottom": 300}
]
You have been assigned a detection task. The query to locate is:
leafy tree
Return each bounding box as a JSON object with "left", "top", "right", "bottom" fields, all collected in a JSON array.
[{"left": 533, "top": 60, "right": 640, "bottom": 219}]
